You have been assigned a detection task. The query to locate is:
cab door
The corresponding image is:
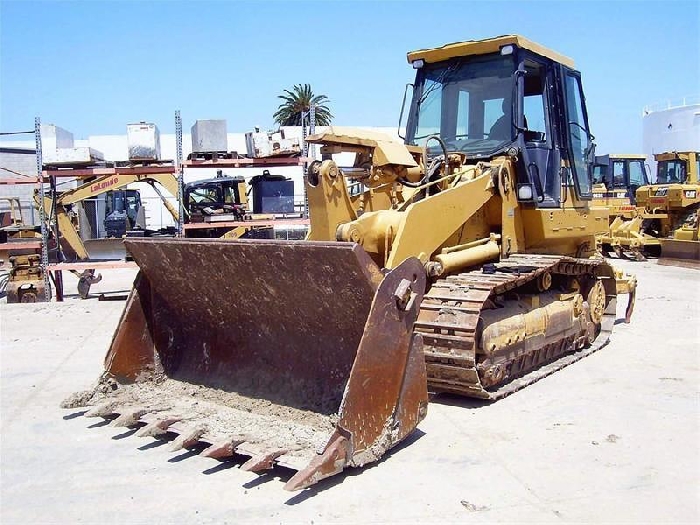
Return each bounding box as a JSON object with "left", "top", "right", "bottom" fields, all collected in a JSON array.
[{"left": 561, "top": 68, "right": 594, "bottom": 202}]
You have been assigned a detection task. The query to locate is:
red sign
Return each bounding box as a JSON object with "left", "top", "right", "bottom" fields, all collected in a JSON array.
[{"left": 90, "top": 176, "right": 120, "bottom": 193}]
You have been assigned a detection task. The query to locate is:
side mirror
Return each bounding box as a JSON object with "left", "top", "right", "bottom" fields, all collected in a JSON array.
[{"left": 397, "top": 83, "right": 413, "bottom": 140}]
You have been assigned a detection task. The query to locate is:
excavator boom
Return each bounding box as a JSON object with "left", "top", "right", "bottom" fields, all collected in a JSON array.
[{"left": 37, "top": 171, "right": 180, "bottom": 261}]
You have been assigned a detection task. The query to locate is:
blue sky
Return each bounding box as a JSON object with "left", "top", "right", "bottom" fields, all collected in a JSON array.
[{"left": 1, "top": 0, "right": 698, "bottom": 153}]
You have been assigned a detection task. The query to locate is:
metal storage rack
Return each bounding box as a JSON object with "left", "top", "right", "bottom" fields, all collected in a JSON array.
[
  {"left": 32, "top": 118, "right": 179, "bottom": 300},
  {"left": 180, "top": 154, "right": 312, "bottom": 234},
  {"left": 177, "top": 110, "right": 314, "bottom": 234},
  {"left": 0, "top": 121, "right": 50, "bottom": 299},
  {"left": 14, "top": 110, "right": 318, "bottom": 300}
]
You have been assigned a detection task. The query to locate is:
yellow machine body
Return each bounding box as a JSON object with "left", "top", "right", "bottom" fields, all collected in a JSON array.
[{"left": 64, "top": 35, "right": 636, "bottom": 490}]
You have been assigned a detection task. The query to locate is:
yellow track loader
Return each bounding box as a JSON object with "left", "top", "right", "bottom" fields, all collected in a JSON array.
[{"left": 63, "top": 35, "right": 636, "bottom": 490}]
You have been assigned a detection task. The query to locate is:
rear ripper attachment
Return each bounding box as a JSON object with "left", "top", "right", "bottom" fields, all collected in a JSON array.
[{"left": 63, "top": 238, "right": 428, "bottom": 491}]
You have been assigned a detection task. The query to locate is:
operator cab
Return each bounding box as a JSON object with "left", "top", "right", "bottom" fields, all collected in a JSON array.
[
  {"left": 104, "top": 189, "right": 143, "bottom": 238},
  {"left": 184, "top": 173, "right": 247, "bottom": 220},
  {"left": 404, "top": 35, "right": 596, "bottom": 208},
  {"left": 652, "top": 152, "right": 699, "bottom": 185},
  {"left": 592, "top": 154, "right": 649, "bottom": 203},
  {"left": 656, "top": 157, "right": 691, "bottom": 184}
]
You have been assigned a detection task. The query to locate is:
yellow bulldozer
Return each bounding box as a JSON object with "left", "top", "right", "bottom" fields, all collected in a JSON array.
[
  {"left": 592, "top": 153, "right": 649, "bottom": 219},
  {"left": 63, "top": 35, "right": 636, "bottom": 490},
  {"left": 592, "top": 153, "right": 651, "bottom": 260},
  {"left": 600, "top": 151, "right": 700, "bottom": 262}
]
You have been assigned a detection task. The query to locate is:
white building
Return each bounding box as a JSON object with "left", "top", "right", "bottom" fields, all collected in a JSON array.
[{"left": 642, "top": 96, "right": 700, "bottom": 181}]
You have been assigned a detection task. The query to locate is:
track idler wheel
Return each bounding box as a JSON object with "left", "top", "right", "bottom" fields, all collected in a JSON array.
[{"left": 587, "top": 280, "right": 606, "bottom": 325}]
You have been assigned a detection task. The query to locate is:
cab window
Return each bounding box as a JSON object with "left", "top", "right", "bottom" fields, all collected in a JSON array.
[
  {"left": 657, "top": 160, "right": 685, "bottom": 183},
  {"left": 628, "top": 161, "right": 646, "bottom": 186},
  {"left": 612, "top": 161, "right": 625, "bottom": 188},
  {"left": 592, "top": 164, "right": 607, "bottom": 185},
  {"left": 522, "top": 60, "right": 547, "bottom": 142}
]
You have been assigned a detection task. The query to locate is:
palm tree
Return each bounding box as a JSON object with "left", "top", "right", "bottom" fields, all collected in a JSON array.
[{"left": 273, "top": 84, "right": 333, "bottom": 126}]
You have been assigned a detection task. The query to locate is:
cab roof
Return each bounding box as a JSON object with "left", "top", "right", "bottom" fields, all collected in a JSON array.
[
  {"left": 185, "top": 175, "right": 245, "bottom": 189},
  {"left": 407, "top": 34, "right": 575, "bottom": 69},
  {"left": 606, "top": 154, "right": 648, "bottom": 160},
  {"left": 654, "top": 151, "right": 698, "bottom": 161}
]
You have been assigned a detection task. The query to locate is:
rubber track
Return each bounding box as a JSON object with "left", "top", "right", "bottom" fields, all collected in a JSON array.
[{"left": 416, "top": 254, "right": 617, "bottom": 400}]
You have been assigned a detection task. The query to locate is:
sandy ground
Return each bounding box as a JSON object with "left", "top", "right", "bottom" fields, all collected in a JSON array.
[{"left": 1, "top": 260, "right": 698, "bottom": 524}]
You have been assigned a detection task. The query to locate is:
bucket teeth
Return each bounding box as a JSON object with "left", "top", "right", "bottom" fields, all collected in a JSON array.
[
  {"left": 200, "top": 437, "right": 246, "bottom": 459},
  {"left": 135, "top": 417, "right": 181, "bottom": 438},
  {"left": 284, "top": 433, "right": 350, "bottom": 491},
  {"left": 110, "top": 408, "right": 150, "bottom": 428},
  {"left": 240, "top": 449, "right": 288, "bottom": 472},
  {"left": 85, "top": 402, "right": 119, "bottom": 418},
  {"left": 168, "top": 427, "right": 206, "bottom": 452}
]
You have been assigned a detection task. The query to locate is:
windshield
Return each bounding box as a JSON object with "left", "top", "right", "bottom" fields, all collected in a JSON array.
[
  {"left": 188, "top": 186, "right": 221, "bottom": 205},
  {"left": 656, "top": 160, "right": 686, "bottom": 184},
  {"left": 187, "top": 182, "right": 240, "bottom": 207},
  {"left": 592, "top": 164, "right": 608, "bottom": 185},
  {"left": 628, "top": 160, "right": 648, "bottom": 186},
  {"left": 106, "top": 190, "right": 139, "bottom": 216},
  {"left": 406, "top": 54, "right": 515, "bottom": 155}
]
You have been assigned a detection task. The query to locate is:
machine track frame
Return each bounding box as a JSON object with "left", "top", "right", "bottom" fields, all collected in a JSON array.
[{"left": 416, "top": 254, "right": 618, "bottom": 400}]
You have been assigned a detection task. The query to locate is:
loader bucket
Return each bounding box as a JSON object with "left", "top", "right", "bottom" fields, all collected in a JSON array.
[{"left": 64, "top": 238, "right": 428, "bottom": 491}]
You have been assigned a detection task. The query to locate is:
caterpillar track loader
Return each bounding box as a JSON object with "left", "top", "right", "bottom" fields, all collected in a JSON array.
[{"left": 63, "top": 35, "right": 636, "bottom": 491}]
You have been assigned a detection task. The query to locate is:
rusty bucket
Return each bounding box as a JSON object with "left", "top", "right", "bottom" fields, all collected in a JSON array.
[{"left": 63, "top": 238, "right": 428, "bottom": 490}]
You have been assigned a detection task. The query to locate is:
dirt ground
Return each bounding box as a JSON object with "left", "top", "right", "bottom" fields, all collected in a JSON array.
[{"left": 1, "top": 260, "right": 698, "bottom": 524}]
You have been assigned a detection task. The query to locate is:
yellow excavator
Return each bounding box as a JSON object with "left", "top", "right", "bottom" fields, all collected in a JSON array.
[
  {"left": 601, "top": 151, "right": 699, "bottom": 262},
  {"left": 38, "top": 172, "right": 180, "bottom": 261},
  {"left": 37, "top": 172, "right": 180, "bottom": 297},
  {"left": 38, "top": 169, "right": 287, "bottom": 297},
  {"left": 63, "top": 35, "right": 636, "bottom": 490}
]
